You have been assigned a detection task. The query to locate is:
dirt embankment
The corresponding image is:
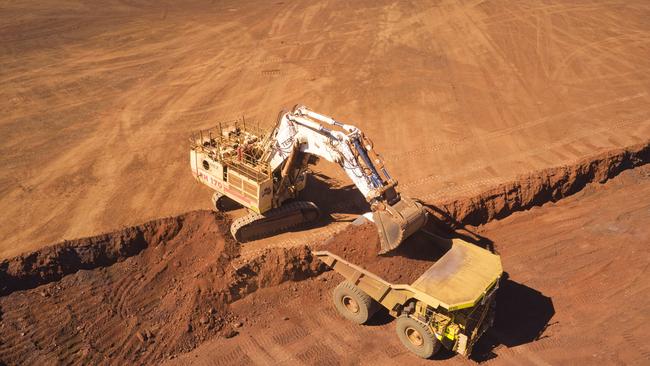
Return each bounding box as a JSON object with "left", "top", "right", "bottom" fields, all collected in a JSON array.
[
  {"left": 0, "top": 211, "right": 322, "bottom": 365},
  {"left": 431, "top": 142, "right": 649, "bottom": 227},
  {"left": 0, "top": 215, "right": 188, "bottom": 297}
]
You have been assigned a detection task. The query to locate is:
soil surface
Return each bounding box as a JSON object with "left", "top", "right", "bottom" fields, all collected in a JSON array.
[
  {"left": 0, "top": 211, "right": 321, "bottom": 365},
  {"left": 1, "top": 1, "right": 650, "bottom": 365},
  {"left": 2, "top": 0, "right": 650, "bottom": 258},
  {"left": 1, "top": 165, "right": 648, "bottom": 365},
  {"left": 165, "top": 164, "right": 650, "bottom": 366}
]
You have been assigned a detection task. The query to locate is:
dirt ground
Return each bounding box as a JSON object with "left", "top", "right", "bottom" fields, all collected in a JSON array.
[
  {"left": 164, "top": 164, "right": 650, "bottom": 366},
  {"left": 1, "top": 1, "right": 650, "bottom": 365},
  {"left": 0, "top": 211, "right": 322, "bottom": 365},
  {"left": 1, "top": 162, "right": 648, "bottom": 365},
  {"left": 1, "top": 0, "right": 649, "bottom": 258}
]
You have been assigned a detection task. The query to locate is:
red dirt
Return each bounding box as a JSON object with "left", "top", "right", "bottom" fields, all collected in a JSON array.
[
  {"left": 0, "top": 160, "right": 648, "bottom": 365},
  {"left": 431, "top": 142, "right": 649, "bottom": 227},
  {"left": 0, "top": 211, "right": 321, "bottom": 365},
  {"left": 2, "top": 0, "right": 650, "bottom": 260},
  {"left": 1, "top": 1, "right": 650, "bottom": 364},
  {"left": 168, "top": 165, "right": 650, "bottom": 366},
  {"left": 316, "top": 222, "right": 446, "bottom": 284}
]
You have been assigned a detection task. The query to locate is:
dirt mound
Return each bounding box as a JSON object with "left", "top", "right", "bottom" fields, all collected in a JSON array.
[
  {"left": 229, "top": 246, "right": 324, "bottom": 300},
  {"left": 0, "top": 211, "right": 322, "bottom": 365},
  {"left": 316, "top": 223, "right": 446, "bottom": 284}
]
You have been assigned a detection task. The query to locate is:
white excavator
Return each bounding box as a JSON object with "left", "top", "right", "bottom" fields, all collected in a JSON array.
[{"left": 189, "top": 106, "right": 427, "bottom": 254}]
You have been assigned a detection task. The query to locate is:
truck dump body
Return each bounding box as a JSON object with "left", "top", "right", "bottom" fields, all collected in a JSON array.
[{"left": 412, "top": 239, "right": 502, "bottom": 310}]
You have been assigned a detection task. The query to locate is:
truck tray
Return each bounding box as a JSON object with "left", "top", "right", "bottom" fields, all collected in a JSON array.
[
  {"left": 314, "top": 237, "right": 501, "bottom": 313},
  {"left": 411, "top": 238, "right": 502, "bottom": 310}
]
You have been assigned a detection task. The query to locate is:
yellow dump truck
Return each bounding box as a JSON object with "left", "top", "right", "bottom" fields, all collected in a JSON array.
[{"left": 314, "top": 237, "right": 502, "bottom": 358}]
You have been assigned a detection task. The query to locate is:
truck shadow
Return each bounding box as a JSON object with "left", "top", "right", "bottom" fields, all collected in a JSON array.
[
  {"left": 364, "top": 273, "right": 555, "bottom": 362},
  {"left": 471, "top": 273, "right": 555, "bottom": 362},
  {"left": 365, "top": 307, "right": 394, "bottom": 326},
  {"left": 398, "top": 205, "right": 555, "bottom": 362}
]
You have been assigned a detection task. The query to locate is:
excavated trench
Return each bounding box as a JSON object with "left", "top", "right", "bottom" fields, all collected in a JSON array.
[
  {"left": 432, "top": 142, "right": 648, "bottom": 227},
  {"left": 0, "top": 141, "right": 647, "bottom": 365},
  {"left": 317, "top": 141, "right": 649, "bottom": 283}
]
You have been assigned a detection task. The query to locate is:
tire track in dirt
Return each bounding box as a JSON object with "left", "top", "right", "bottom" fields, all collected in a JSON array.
[{"left": 0, "top": 211, "right": 323, "bottom": 365}]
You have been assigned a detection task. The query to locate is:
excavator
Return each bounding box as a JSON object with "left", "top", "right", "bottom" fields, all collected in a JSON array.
[{"left": 189, "top": 106, "right": 428, "bottom": 254}]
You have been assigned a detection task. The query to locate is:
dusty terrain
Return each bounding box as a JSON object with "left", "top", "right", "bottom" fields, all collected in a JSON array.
[
  {"left": 1, "top": 157, "right": 648, "bottom": 365},
  {"left": 1, "top": 1, "right": 650, "bottom": 365},
  {"left": 1, "top": 0, "right": 649, "bottom": 257},
  {"left": 0, "top": 211, "right": 322, "bottom": 364},
  {"left": 165, "top": 163, "right": 650, "bottom": 366}
]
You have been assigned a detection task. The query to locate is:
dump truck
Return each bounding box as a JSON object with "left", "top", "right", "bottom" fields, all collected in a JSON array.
[{"left": 315, "top": 235, "right": 502, "bottom": 358}]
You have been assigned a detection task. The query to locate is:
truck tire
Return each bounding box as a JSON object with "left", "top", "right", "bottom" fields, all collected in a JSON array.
[
  {"left": 332, "top": 281, "right": 378, "bottom": 324},
  {"left": 395, "top": 315, "right": 440, "bottom": 358}
]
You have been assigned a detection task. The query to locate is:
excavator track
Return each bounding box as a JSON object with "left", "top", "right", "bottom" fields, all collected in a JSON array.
[{"left": 230, "top": 201, "right": 320, "bottom": 242}]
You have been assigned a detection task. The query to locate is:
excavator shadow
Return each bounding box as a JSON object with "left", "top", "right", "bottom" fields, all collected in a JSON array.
[
  {"left": 419, "top": 202, "right": 495, "bottom": 252},
  {"left": 249, "top": 173, "right": 370, "bottom": 237},
  {"left": 300, "top": 173, "right": 370, "bottom": 220}
]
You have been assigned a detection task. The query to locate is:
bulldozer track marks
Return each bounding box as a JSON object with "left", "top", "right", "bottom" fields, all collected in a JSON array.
[
  {"left": 211, "top": 346, "right": 253, "bottom": 366},
  {"left": 271, "top": 326, "right": 310, "bottom": 347},
  {"left": 295, "top": 341, "right": 340, "bottom": 365}
]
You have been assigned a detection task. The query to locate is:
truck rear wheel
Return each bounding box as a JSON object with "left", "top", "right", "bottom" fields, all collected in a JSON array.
[
  {"left": 332, "top": 281, "right": 378, "bottom": 324},
  {"left": 395, "top": 315, "right": 440, "bottom": 358}
]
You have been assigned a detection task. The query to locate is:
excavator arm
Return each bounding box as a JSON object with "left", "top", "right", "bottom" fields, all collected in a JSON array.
[{"left": 266, "top": 106, "right": 428, "bottom": 253}]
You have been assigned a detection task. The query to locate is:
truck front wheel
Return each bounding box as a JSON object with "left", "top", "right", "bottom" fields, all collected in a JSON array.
[
  {"left": 395, "top": 315, "right": 440, "bottom": 358},
  {"left": 332, "top": 281, "right": 378, "bottom": 324}
]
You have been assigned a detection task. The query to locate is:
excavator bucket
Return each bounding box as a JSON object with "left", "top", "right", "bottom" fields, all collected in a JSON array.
[{"left": 373, "top": 198, "right": 428, "bottom": 254}]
